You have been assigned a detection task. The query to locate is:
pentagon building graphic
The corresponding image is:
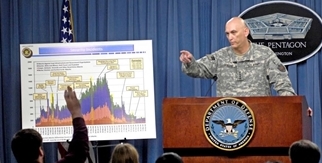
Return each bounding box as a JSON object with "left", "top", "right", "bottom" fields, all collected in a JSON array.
[{"left": 244, "top": 13, "right": 312, "bottom": 40}]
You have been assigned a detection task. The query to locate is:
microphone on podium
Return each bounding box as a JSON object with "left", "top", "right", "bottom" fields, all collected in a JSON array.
[{"left": 205, "top": 75, "right": 217, "bottom": 97}]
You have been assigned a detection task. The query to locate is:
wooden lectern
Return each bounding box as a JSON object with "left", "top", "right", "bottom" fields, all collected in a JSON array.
[{"left": 162, "top": 96, "right": 311, "bottom": 163}]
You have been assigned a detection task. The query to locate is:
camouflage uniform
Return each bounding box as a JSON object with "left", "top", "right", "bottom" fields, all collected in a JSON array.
[{"left": 182, "top": 43, "right": 296, "bottom": 97}]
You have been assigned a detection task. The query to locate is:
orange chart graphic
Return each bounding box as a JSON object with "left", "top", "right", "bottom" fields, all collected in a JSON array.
[{"left": 35, "top": 76, "right": 145, "bottom": 127}]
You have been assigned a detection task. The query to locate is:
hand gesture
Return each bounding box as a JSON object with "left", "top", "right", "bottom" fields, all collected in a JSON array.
[
  {"left": 179, "top": 50, "right": 193, "bottom": 64},
  {"left": 64, "top": 86, "right": 82, "bottom": 119}
]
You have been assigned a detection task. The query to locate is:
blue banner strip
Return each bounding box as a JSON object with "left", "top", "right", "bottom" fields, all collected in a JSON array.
[{"left": 39, "top": 45, "right": 134, "bottom": 54}]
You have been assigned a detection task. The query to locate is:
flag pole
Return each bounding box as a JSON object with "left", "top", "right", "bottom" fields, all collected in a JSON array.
[{"left": 68, "top": 0, "right": 76, "bottom": 42}]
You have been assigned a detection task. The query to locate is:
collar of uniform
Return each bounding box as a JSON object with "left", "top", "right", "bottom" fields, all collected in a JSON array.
[{"left": 230, "top": 42, "right": 254, "bottom": 63}]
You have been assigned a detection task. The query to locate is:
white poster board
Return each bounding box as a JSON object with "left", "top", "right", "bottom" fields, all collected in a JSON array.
[{"left": 20, "top": 40, "right": 156, "bottom": 142}]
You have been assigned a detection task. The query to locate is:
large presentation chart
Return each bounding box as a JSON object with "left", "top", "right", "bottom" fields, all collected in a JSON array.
[{"left": 20, "top": 40, "right": 156, "bottom": 142}]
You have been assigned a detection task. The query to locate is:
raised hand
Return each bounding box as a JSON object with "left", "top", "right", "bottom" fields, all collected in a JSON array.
[{"left": 64, "top": 86, "right": 83, "bottom": 119}]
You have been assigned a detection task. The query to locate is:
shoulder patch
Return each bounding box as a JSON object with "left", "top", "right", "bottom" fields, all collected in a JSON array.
[{"left": 278, "top": 64, "right": 286, "bottom": 72}]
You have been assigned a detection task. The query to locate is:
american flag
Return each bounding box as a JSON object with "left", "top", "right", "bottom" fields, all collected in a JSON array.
[
  {"left": 58, "top": 0, "right": 73, "bottom": 159},
  {"left": 58, "top": 1, "right": 95, "bottom": 162},
  {"left": 60, "top": 0, "right": 73, "bottom": 43}
]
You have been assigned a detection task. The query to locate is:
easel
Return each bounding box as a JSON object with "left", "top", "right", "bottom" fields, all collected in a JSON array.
[{"left": 91, "top": 138, "right": 127, "bottom": 163}]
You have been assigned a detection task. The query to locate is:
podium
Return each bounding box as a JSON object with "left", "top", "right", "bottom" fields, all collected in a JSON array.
[{"left": 162, "top": 96, "right": 311, "bottom": 163}]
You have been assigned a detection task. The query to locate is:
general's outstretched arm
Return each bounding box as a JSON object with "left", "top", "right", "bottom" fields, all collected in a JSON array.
[{"left": 182, "top": 53, "right": 217, "bottom": 79}]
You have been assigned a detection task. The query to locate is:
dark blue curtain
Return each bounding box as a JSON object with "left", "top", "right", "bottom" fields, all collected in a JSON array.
[{"left": 1, "top": 0, "right": 321, "bottom": 163}]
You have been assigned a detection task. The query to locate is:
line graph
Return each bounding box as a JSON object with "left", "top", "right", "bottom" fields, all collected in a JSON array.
[{"left": 20, "top": 40, "right": 156, "bottom": 142}]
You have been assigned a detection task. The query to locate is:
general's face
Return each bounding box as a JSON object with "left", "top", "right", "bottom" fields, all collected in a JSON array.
[{"left": 225, "top": 21, "right": 249, "bottom": 49}]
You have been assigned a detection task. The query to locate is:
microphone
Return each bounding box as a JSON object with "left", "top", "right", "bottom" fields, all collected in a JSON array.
[
  {"left": 205, "top": 75, "right": 217, "bottom": 96},
  {"left": 213, "top": 75, "right": 218, "bottom": 81}
]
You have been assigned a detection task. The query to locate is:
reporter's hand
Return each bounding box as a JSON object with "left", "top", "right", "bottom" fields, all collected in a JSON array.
[
  {"left": 179, "top": 50, "right": 193, "bottom": 64},
  {"left": 64, "top": 86, "right": 83, "bottom": 119}
]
